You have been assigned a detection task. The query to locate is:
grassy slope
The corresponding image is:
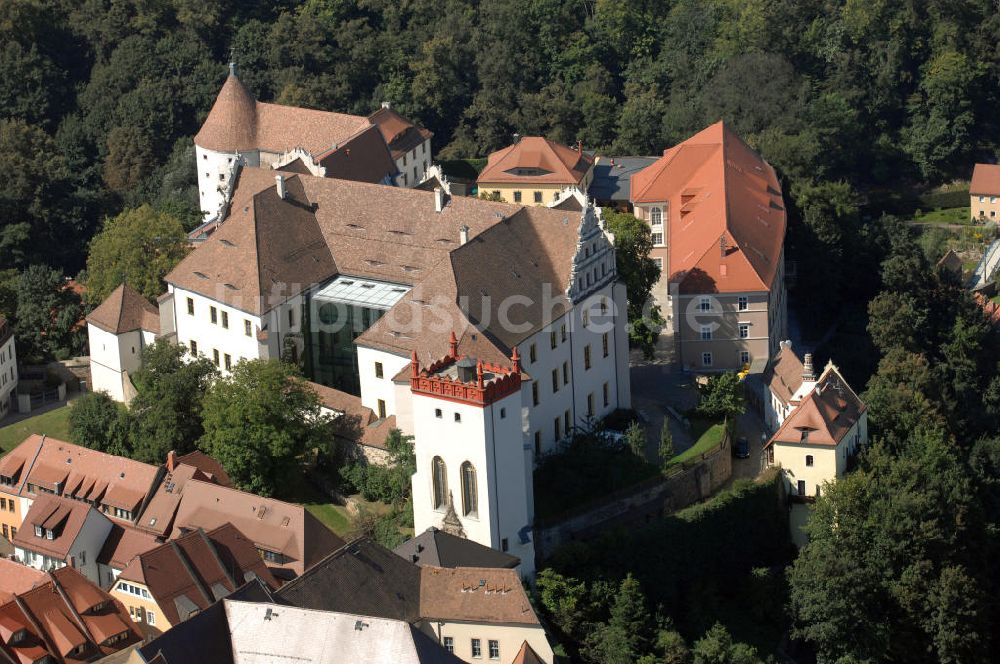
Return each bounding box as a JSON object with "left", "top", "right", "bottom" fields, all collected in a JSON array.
[{"left": 0, "top": 405, "right": 73, "bottom": 454}]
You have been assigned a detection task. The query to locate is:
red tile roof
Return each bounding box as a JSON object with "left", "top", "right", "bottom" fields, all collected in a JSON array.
[
  {"left": 97, "top": 523, "right": 161, "bottom": 571},
  {"left": 970, "top": 163, "right": 1000, "bottom": 195},
  {"left": 86, "top": 283, "right": 159, "bottom": 335},
  {"left": 767, "top": 363, "right": 866, "bottom": 448},
  {"left": 0, "top": 559, "right": 47, "bottom": 603},
  {"left": 0, "top": 567, "right": 139, "bottom": 664},
  {"left": 117, "top": 524, "right": 277, "bottom": 626},
  {"left": 418, "top": 567, "right": 540, "bottom": 625},
  {"left": 477, "top": 137, "right": 593, "bottom": 186},
  {"left": 369, "top": 105, "right": 433, "bottom": 161},
  {"left": 195, "top": 72, "right": 372, "bottom": 157},
  {"left": 631, "top": 121, "right": 786, "bottom": 293},
  {"left": 511, "top": 641, "right": 545, "bottom": 664}
]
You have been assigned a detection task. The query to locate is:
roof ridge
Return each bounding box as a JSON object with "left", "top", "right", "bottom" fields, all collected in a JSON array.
[
  {"left": 167, "top": 538, "right": 215, "bottom": 606},
  {"left": 198, "top": 527, "right": 237, "bottom": 590},
  {"left": 49, "top": 570, "right": 98, "bottom": 649}
]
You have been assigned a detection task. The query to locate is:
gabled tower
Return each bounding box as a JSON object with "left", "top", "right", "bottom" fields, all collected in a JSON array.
[{"left": 409, "top": 333, "right": 535, "bottom": 575}]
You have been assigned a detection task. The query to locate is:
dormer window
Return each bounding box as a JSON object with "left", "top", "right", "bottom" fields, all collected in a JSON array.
[{"left": 34, "top": 525, "right": 43, "bottom": 537}]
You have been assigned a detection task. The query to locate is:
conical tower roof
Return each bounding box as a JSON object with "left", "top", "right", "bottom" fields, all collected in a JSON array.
[{"left": 195, "top": 64, "right": 257, "bottom": 152}]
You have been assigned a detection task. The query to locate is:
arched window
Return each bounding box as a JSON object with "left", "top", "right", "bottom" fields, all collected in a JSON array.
[
  {"left": 432, "top": 457, "right": 447, "bottom": 509},
  {"left": 649, "top": 207, "right": 662, "bottom": 227},
  {"left": 461, "top": 461, "right": 478, "bottom": 517}
]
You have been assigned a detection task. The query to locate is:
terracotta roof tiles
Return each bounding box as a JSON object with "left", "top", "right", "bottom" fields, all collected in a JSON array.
[
  {"left": 768, "top": 364, "right": 866, "bottom": 448},
  {"left": 477, "top": 137, "right": 593, "bottom": 186},
  {"left": 418, "top": 567, "right": 539, "bottom": 625},
  {"left": 86, "top": 283, "right": 159, "bottom": 335},
  {"left": 970, "top": 163, "right": 1000, "bottom": 195}
]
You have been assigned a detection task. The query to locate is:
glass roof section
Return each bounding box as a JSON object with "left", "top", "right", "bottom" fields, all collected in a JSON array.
[{"left": 313, "top": 275, "right": 411, "bottom": 310}]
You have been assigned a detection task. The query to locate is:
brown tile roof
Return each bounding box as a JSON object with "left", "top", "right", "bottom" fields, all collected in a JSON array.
[
  {"left": 176, "top": 451, "right": 232, "bottom": 488},
  {"left": 97, "top": 523, "right": 161, "bottom": 571},
  {"left": 631, "top": 121, "right": 786, "bottom": 293},
  {"left": 134, "top": 463, "right": 200, "bottom": 538},
  {"left": 369, "top": 105, "right": 433, "bottom": 161},
  {"left": 117, "top": 524, "right": 277, "bottom": 627},
  {"left": 0, "top": 559, "right": 47, "bottom": 603},
  {"left": 86, "top": 283, "right": 160, "bottom": 335},
  {"left": 511, "top": 641, "right": 545, "bottom": 664},
  {"left": 970, "top": 163, "right": 1000, "bottom": 195},
  {"left": 195, "top": 71, "right": 372, "bottom": 157},
  {"left": 418, "top": 567, "right": 539, "bottom": 625},
  {"left": 169, "top": 480, "right": 345, "bottom": 578},
  {"left": 767, "top": 363, "right": 866, "bottom": 448},
  {"left": 477, "top": 137, "right": 593, "bottom": 186},
  {"left": 762, "top": 344, "right": 804, "bottom": 406},
  {"left": 317, "top": 123, "right": 399, "bottom": 184},
  {"left": 13, "top": 494, "right": 109, "bottom": 560},
  {"left": 0, "top": 567, "right": 140, "bottom": 663},
  {"left": 0, "top": 435, "right": 161, "bottom": 518}
]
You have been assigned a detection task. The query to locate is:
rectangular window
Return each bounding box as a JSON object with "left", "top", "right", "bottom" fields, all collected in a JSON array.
[
  {"left": 806, "top": 455, "right": 814, "bottom": 467},
  {"left": 699, "top": 297, "right": 711, "bottom": 312},
  {"left": 533, "top": 191, "right": 542, "bottom": 203},
  {"left": 550, "top": 331, "right": 557, "bottom": 349},
  {"left": 587, "top": 393, "right": 594, "bottom": 417},
  {"left": 435, "top": 408, "right": 442, "bottom": 418},
  {"left": 210, "top": 306, "right": 217, "bottom": 324},
  {"left": 190, "top": 340, "right": 198, "bottom": 356},
  {"left": 603, "top": 332, "right": 609, "bottom": 357},
  {"left": 582, "top": 310, "right": 589, "bottom": 327},
  {"left": 454, "top": 412, "right": 461, "bottom": 423},
  {"left": 444, "top": 638, "right": 454, "bottom": 653},
  {"left": 375, "top": 362, "right": 384, "bottom": 378},
  {"left": 147, "top": 611, "right": 155, "bottom": 625},
  {"left": 213, "top": 349, "right": 220, "bottom": 366},
  {"left": 472, "top": 639, "right": 482, "bottom": 658},
  {"left": 529, "top": 343, "right": 537, "bottom": 363},
  {"left": 554, "top": 417, "right": 561, "bottom": 440},
  {"left": 584, "top": 345, "right": 591, "bottom": 370},
  {"left": 378, "top": 400, "right": 387, "bottom": 419},
  {"left": 221, "top": 311, "right": 229, "bottom": 329},
  {"left": 244, "top": 319, "right": 252, "bottom": 337},
  {"left": 288, "top": 308, "right": 295, "bottom": 328},
  {"left": 564, "top": 410, "right": 571, "bottom": 434},
  {"left": 551, "top": 369, "right": 559, "bottom": 393},
  {"left": 797, "top": 480, "right": 806, "bottom": 496},
  {"left": 702, "top": 352, "right": 713, "bottom": 367},
  {"left": 738, "top": 296, "right": 748, "bottom": 311},
  {"left": 224, "top": 354, "right": 232, "bottom": 371},
  {"left": 603, "top": 382, "right": 610, "bottom": 407},
  {"left": 739, "top": 324, "right": 749, "bottom": 339},
  {"left": 534, "top": 431, "right": 541, "bottom": 457},
  {"left": 532, "top": 382, "right": 539, "bottom": 406},
  {"left": 489, "top": 640, "right": 500, "bottom": 660},
  {"left": 561, "top": 324, "right": 567, "bottom": 342},
  {"left": 700, "top": 325, "right": 712, "bottom": 341},
  {"left": 562, "top": 362, "right": 569, "bottom": 384},
  {"left": 651, "top": 232, "right": 664, "bottom": 246},
  {"left": 513, "top": 191, "right": 522, "bottom": 202},
  {"left": 653, "top": 257, "right": 663, "bottom": 270},
  {"left": 740, "top": 351, "right": 750, "bottom": 365},
  {"left": 187, "top": 298, "right": 194, "bottom": 315}
]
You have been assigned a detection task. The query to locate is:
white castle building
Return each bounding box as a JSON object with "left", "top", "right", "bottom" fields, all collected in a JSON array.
[
  {"left": 88, "top": 161, "right": 631, "bottom": 573},
  {"left": 195, "top": 64, "right": 432, "bottom": 222}
]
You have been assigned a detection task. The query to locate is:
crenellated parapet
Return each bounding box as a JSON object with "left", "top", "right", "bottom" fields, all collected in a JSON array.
[{"left": 409, "top": 332, "right": 522, "bottom": 407}]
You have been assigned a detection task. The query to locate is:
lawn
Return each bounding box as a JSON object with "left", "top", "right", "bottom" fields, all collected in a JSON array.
[
  {"left": 281, "top": 473, "right": 354, "bottom": 537},
  {"left": 667, "top": 417, "right": 726, "bottom": 470},
  {"left": 0, "top": 405, "right": 73, "bottom": 454},
  {"left": 911, "top": 206, "right": 971, "bottom": 224}
]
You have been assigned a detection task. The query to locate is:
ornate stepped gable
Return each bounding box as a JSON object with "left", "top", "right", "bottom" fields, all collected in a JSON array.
[{"left": 409, "top": 332, "right": 522, "bottom": 407}]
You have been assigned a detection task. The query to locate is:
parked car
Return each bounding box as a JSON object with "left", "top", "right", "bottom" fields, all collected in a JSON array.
[{"left": 734, "top": 436, "right": 750, "bottom": 459}]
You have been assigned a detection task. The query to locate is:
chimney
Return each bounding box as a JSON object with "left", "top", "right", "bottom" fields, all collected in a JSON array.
[
  {"left": 167, "top": 450, "right": 177, "bottom": 472},
  {"left": 459, "top": 225, "right": 470, "bottom": 245},
  {"left": 513, "top": 133, "right": 521, "bottom": 144},
  {"left": 229, "top": 61, "right": 238, "bottom": 77},
  {"left": 434, "top": 187, "right": 445, "bottom": 213},
  {"left": 275, "top": 175, "right": 286, "bottom": 199},
  {"left": 577, "top": 140, "right": 583, "bottom": 153},
  {"left": 381, "top": 101, "right": 391, "bottom": 109},
  {"left": 802, "top": 353, "right": 816, "bottom": 382}
]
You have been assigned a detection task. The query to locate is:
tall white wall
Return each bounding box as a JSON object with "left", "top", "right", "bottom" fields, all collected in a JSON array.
[
  {"left": 356, "top": 347, "right": 410, "bottom": 417},
  {"left": 88, "top": 325, "right": 147, "bottom": 402},
  {"left": 396, "top": 139, "right": 432, "bottom": 187},
  {"left": 171, "top": 287, "right": 263, "bottom": 372},
  {"left": 0, "top": 334, "right": 17, "bottom": 418}
]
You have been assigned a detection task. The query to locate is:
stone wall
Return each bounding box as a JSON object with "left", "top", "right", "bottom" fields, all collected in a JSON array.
[{"left": 533, "top": 432, "right": 732, "bottom": 562}]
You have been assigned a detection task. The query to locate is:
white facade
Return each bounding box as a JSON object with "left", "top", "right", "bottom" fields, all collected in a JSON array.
[
  {"left": 395, "top": 138, "right": 432, "bottom": 188},
  {"left": 168, "top": 286, "right": 267, "bottom": 373},
  {"left": 357, "top": 346, "right": 411, "bottom": 418},
  {"left": 0, "top": 329, "right": 17, "bottom": 419},
  {"left": 16, "top": 508, "right": 113, "bottom": 586},
  {"left": 420, "top": 621, "right": 554, "bottom": 664},
  {"left": 88, "top": 325, "right": 156, "bottom": 402},
  {"left": 410, "top": 384, "right": 535, "bottom": 574}
]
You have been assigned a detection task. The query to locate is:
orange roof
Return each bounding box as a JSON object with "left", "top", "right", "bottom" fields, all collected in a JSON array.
[
  {"left": 767, "top": 363, "right": 866, "bottom": 448},
  {"left": 195, "top": 70, "right": 372, "bottom": 156},
  {"left": 630, "top": 121, "right": 786, "bottom": 293},
  {"left": 477, "top": 137, "right": 593, "bottom": 186},
  {"left": 86, "top": 283, "right": 159, "bottom": 335},
  {"left": 0, "top": 559, "right": 47, "bottom": 603},
  {"left": 970, "top": 163, "right": 1000, "bottom": 195},
  {"left": 369, "top": 105, "right": 433, "bottom": 161},
  {"left": 511, "top": 641, "right": 545, "bottom": 664}
]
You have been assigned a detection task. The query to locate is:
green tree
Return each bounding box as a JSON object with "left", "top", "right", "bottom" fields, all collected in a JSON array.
[
  {"left": 625, "top": 421, "right": 645, "bottom": 459},
  {"left": 535, "top": 568, "right": 591, "bottom": 640},
  {"left": 584, "top": 574, "right": 654, "bottom": 664},
  {"left": 129, "top": 340, "right": 218, "bottom": 464},
  {"left": 691, "top": 623, "right": 763, "bottom": 664},
  {"left": 658, "top": 422, "right": 675, "bottom": 468},
  {"left": 695, "top": 373, "right": 745, "bottom": 423},
  {"left": 84, "top": 204, "right": 189, "bottom": 306},
  {"left": 340, "top": 428, "right": 416, "bottom": 504},
  {"left": 198, "top": 360, "right": 331, "bottom": 496},
  {"left": 69, "top": 391, "right": 133, "bottom": 457},
  {"left": 15, "top": 264, "right": 83, "bottom": 360},
  {"left": 603, "top": 209, "right": 662, "bottom": 357}
]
